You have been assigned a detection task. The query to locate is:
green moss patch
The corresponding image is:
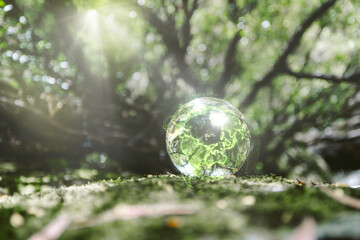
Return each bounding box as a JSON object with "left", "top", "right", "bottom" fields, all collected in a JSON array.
[{"left": 0, "top": 175, "right": 358, "bottom": 239}]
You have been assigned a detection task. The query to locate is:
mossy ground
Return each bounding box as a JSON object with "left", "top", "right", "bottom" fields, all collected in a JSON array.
[{"left": 0, "top": 173, "right": 359, "bottom": 240}]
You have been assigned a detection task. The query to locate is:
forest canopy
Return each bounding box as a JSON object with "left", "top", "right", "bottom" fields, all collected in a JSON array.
[{"left": 0, "top": 0, "right": 360, "bottom": 178}]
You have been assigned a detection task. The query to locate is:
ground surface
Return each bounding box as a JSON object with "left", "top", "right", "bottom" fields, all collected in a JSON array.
[{"left": 0, "top": 173, "right": 359, "bottom": 240}]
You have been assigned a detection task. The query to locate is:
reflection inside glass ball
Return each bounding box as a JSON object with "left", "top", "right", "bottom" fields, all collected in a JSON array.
[{"left": 166, "top": 97, "right": 251, "bottom": 177}]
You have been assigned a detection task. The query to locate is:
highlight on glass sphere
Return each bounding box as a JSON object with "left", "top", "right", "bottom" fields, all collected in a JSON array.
[{"left": 166, "top": 97, "right": 251, "bottom": 177}]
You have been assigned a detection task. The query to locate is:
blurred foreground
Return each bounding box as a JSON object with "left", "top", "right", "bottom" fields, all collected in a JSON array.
[{"left": 1, "top": 174, "right": 359, "bottom": 240}]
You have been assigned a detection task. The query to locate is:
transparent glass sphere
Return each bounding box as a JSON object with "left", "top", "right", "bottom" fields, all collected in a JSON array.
[{"left": 166, "top": 97, "right": 251, "bottom": 177}]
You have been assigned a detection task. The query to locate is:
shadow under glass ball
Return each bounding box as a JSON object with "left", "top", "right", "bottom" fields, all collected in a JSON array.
[{"left": 166, "top": 97, "right": 251, "bottom": 177}]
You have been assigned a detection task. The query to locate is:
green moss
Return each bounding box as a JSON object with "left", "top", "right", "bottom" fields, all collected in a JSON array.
[
  {"left": 244, "top": 187, "right": 349, "bottom": 227},
  {"left": 0, "top": 175, "right": 357, "bottom": 239}
]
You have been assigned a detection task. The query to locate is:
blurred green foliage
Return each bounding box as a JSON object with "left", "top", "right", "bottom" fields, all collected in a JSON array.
[{"left": 0, "top": 0, "right": 359, "bottom": 177}]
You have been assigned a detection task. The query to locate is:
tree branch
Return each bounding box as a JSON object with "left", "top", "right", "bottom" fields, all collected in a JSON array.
[
  {"left": 140, "top": 5, "right": 202, "bottom": 90},
  {"left": 265, "top": 86, "right": 359, "bottom": 171},
  {"left": 213, "top": 1, "right": 258, "bottom": 98},
  {"left": 181, "top": 0, "right": 198, "bottom": 49},
  {"left": 227, "top": 0, "right": 257, "bottom": 23},
  {"left": 214, "top": 31, "right": 241, "bottom": 98},
  {"left": 285, "top": 69, "right": 360, "bottom": 85},
  {"left": 0, "top": 97, "right": 161, "bottom": 153},
  {"left": 240, "top": 0, "right": 337, "bottom": 108}
]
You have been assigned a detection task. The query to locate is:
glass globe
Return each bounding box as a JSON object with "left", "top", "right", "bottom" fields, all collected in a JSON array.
[{"left": 166, "top": 97, "right": 251, "bottom": 177}]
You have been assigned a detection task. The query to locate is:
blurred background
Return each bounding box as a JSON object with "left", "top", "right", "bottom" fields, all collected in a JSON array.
[{"left": 0, "top": 0, "right": 360, "bottom": 191}]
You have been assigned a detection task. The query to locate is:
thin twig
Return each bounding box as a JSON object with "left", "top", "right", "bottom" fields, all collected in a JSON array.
[
  {"left": 321, "top": 187, "right": 360, "bottom": 210},
  {"left": 286, "top": 218, "right": 317, "bottom": 240},
  {"left": 75, "top": 203, "right": 200, "bottom": 229},
  {"left": 28, "top": 214, "right": 72, "bottom": 240}
]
